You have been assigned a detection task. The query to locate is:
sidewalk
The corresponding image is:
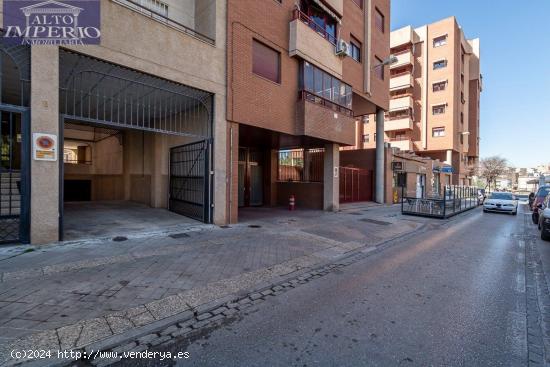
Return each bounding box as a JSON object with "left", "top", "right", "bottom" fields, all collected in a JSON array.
[{"left": 0, "top": 204, "right": 432, "bottom": 365}]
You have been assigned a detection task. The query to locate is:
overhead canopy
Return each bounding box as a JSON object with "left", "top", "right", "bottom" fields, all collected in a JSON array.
[{"left": 59, "top": 50, "right": 213, "bottom": 139}]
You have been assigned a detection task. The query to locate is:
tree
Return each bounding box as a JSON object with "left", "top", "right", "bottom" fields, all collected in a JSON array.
[{"left": 479, "top": 156, "right": 508, "bottom": 191}]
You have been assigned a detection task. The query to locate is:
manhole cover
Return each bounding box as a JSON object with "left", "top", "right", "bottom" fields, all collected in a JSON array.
[
  {"left": 112, "top": 236, "right": 128, "bottom": 242},
  {"left": 348, "top": 212, "right": 362, "bottom": 215},
  {"left": 169, "top": 233, "right": 190, "bottom": 239},
  {"left": 248, "top": 225, "right": 262, "bottom": 228},
  {"left": 219, "top": 225, "right": 231, "bottom": 229},
  {"left": 360, "top": 218, "right": 392, "bottom": 226}
]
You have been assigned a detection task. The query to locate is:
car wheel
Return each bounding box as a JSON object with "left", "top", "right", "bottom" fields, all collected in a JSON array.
[
  {"left": 533, "top": 213, "right": 539, "bottom": 224},
  {"left": 513, "top": 210, "right": 517, "bottom": 216},
  {"left": 542, "top": 230, "right": 550, "bottom": 241},
  {"left": 483, "top": 209, "right": 488, "bottom": 213}
]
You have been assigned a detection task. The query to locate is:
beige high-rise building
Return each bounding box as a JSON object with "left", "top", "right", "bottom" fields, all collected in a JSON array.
[{"left": 356, "top": 17, "right": 482, "bottom": 185}]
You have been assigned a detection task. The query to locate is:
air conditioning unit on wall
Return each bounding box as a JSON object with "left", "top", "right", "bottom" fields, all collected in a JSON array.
[{"left": 335, "top": 39, "right": 349, "bottom": 57}]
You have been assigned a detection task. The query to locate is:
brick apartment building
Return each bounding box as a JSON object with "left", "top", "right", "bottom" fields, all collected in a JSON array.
[
  {"left": 357, "top": 17, "right": 482, "bottom": 186},
  {"left": 227, "top": 0, "right": 390, "bottom": 220}
]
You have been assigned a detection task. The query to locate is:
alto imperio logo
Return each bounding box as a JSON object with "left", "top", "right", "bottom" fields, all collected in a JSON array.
[{"left": 3, "top": 0, "right": 100, "bottom": 45}]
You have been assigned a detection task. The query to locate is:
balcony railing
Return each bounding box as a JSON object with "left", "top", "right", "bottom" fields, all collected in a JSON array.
[
  {"left": 292, "top": 8, "right": 337, "bottom": 46},
  {"left": 300, "top": 90, "right": 352, "bottom": 117},
  {"left": 113, "top": 0, "right": 215, "bottom": 44}
]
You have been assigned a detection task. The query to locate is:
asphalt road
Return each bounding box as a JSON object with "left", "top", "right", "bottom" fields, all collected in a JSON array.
[{"left": 133, "top": 206, "right": 532, "bottom": 366}]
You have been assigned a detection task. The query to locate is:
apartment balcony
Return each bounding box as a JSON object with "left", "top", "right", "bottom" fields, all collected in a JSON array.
[
  {"left": 390, "top": 51, "right": 413, "bottom": 69},
  {"left": 296, "top": 91, "right": 355, "bottom": 146},
  {"left": 289, "top": 10, "right": 342, "bottom": 78},
  {"left": 385, "top": 117, "right": 413, "bottom": 132},
  {"left": 323, "top": 0, "right": 343, "bottom": 16},
  {"left": 391, "top": 25, "right": 415, "bottom": 49},
  {"left": 390, "top": 73, "right": 413, "bottom": 91},
  {"left": 388, "top": 138, "right": 414, "bottom": 151},
  {"left": 389, "top": 95, "right": 413, "bottom": 111}
]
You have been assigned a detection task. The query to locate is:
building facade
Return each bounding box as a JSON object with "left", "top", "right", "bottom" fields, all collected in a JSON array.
[
  {"left": 227, "top": 0, "right": 390, "bottom": 221},
  {"left": 357, "top": 17, "right": 481, "bottom": 186},
  {"left": 0, "top": 0, "right": 229, "bottom": 244}
]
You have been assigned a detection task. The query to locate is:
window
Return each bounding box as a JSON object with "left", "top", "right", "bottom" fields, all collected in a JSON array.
[
  {"left": 461, "top": 92, "right": 465, "bottom": 104},
  {"left": 433, "top": 35, "right": 447, "bottom": 47},
  {"left": 301, "top": 62, "right": 352, "bottom": 109},
  {"left": 432, "top": 81, "right": 446, "bottom": 92},
  {"left": 432, "top": 104, "right": 445, "bottom": 115},
  {"left": 252, "top": 40, "right": 281, "bottom": 83},
  {"left": 432, "top": 127, "right": 445, "bottom": 137},
  {"left": 460, "top": 134, "right": 464, "bottom": 145},
  {"left": 433, "top": 60, "right": 447, "bottom": 70},
  {"left": 350, "top": 37, "right": 361, "bottom": 62},
  {"left": 460, "top": 112, "right": 464, "bottom": 124},
  {"left": 352, "top": 0, "right": 363, "bottom": 8},
  {"left": 375, "top": 8, "right": 385, "bottom": 33},
  {"left": 375, "top": 56, "right": 384, "bottom": 80},
  {"left": 139, "top": 0, "right": 168, "bottom": 17},
  {"left": 362, "top": 134, "right": 370, "bottom": 143},
  {"left": 300, "top": 0, "right": 338, "bottom": 44}
]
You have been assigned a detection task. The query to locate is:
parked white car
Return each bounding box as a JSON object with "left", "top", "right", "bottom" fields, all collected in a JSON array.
[{"left": 483, "top": 192, "right": 518, "bottom": 215}]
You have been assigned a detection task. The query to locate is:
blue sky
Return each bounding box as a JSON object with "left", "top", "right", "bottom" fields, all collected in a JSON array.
[{"left": 391, "top": 0, "right": 550, "bottom": 168}]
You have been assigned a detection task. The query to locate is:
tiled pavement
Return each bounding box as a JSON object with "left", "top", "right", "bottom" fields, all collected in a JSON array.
[{"left": 0, "top": 204, "right": 431, "bottom": 365}]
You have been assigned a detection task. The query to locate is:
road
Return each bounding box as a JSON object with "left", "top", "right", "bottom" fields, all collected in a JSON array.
[{"left": 123, "top": 204, "right": 538, "bottom": 366}]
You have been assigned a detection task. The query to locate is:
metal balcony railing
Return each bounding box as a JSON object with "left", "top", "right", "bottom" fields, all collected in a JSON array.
[
  {"left": 300, "top": 90, "right": 353, "bottom": 117},
  {"left": 292, "top": 8, "right": 337, "bottom": 46}
]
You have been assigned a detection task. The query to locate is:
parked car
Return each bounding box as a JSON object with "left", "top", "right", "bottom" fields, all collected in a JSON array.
[
  {"left": 538, "top": 194, "right": 550, "bottom": 241},
  {"left": 483, "top": 192, "right": 518, "bottom": 215},
  {"left": 477, "top": 189, "right": 486, "bottom": 204},
  {"left": 532, "top": 186, "right": 550, "bottom": 224}
]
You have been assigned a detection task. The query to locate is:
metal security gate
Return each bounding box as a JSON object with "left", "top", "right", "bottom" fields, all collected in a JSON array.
[
  {"left": 0, "top": 108, "right": 30, "bottom": 244},
  {"left": 339, "top": 167, "right": 373, "bottom": 203},
  {"left": 169, "top": 140, "right": 212, "bottom": 223}
]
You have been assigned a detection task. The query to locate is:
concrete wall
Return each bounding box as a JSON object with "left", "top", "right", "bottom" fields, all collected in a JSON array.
[{"left": 277, "top": 182, "right": 323, "bottom": 210}]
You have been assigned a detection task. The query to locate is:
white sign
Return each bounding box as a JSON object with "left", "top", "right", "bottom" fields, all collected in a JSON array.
[{"left": 33, "top": 133, "right": 57, "bottom": 161}]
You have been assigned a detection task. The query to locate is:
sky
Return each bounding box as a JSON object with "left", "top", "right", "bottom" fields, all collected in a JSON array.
[{"left": 391, "top": 0, "right": 550, "bottom": 168}]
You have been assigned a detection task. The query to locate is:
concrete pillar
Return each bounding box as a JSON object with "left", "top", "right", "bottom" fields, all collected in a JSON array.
[
  {"left": 213, "top": 93, "right": 228, "bottom": 225},
  {"left": 323, "top": 143, "right": 339, "bottom": 211},
  {"left": 30, "top": 46, "right": 59, "bottom": 244},
  {"left": 375, "top": 108, "right": 385, "bottom": 204},
  {"left": 227, "top": 122, "right": 239, "bottom": 224},
  {"left": 445, "top": 149, "right": 453, "bottom": 165}
]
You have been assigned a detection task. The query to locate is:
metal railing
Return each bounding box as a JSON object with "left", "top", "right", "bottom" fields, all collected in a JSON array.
[
  {"left": 401, "top": 185, "right": 480, "bottom": 218},
  {"left": 112, "top": 0, "right": 215, "bottom": 44},
  {"left": 292, "top": 9, "right": 337, "bottom": 46},
  {"left": 300, "top": 90, "right": 353, "bottom": 117}
]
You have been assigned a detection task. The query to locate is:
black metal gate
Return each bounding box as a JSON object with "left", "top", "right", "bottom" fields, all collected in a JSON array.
[
  {"left": 0, "top": 108, "right": 30, "bottom": 244},
  {"left": 169, "top": 140, "right": 212, "bottom": 223}
]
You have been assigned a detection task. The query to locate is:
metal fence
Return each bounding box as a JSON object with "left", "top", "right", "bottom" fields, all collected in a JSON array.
[
  {"left": 401, "top": 185, "right": 479, "bottom": 218},
  {"left": 278, "top": 149, "right": 323, "bottom": 182}
]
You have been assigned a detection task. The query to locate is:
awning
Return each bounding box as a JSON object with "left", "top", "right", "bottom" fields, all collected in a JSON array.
[{"left": 311, "top": 0, "right": 342, "bottom": 23}]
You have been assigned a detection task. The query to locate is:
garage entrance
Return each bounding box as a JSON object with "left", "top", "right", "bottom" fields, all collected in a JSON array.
[{"left": 59, "top": 50, "right": 213, "bottom": 240}]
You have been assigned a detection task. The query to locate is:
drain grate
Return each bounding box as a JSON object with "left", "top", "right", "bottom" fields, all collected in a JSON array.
[
  {"left": 219, "top": 225, "right": 231, "bottom": 229},
  {"left": 248, "top": 225, "right": 262, "bottom": 228},
  {"left": 169, "top": 233, "right": 190, "bottom": 239},
  {"left": 347, "top": 212, "right": 362, "bottom": 215},
  {"left": 112, "top": 236, "right": 128, "bottom": 242},
  {"left": 360, "top": 218, "right": 392, "bottom": 226}
]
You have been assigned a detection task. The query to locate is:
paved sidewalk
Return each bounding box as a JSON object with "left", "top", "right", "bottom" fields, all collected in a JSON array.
[{"left": 0, "top": 204, "right": 431, "bottom": 365}]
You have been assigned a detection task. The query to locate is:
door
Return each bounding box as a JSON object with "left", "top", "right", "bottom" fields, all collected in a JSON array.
[
  {"left": 169, "top": 140, "right": 212, "bottom": 223},
  {"left": 416, "top": 174, "right": 426, "bottom": 199},
  {"left": 238, "top": 148, "right": 264, "bottom": 207},
  {"left": 0, "top": 109, "right": 29, "bottom": 244}
]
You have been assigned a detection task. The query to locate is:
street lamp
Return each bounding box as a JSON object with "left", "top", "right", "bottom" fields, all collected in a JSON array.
[{"left": 371, "top": 55, "right": 398, "bottom": 70}]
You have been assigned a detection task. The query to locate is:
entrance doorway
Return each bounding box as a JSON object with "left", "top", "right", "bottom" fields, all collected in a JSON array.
[
  {"left": 238, "top": 148, "right": 264, "bottom": 207},
  {"left": 0, "top": 109, "right": 29, "bottom": 244}
]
